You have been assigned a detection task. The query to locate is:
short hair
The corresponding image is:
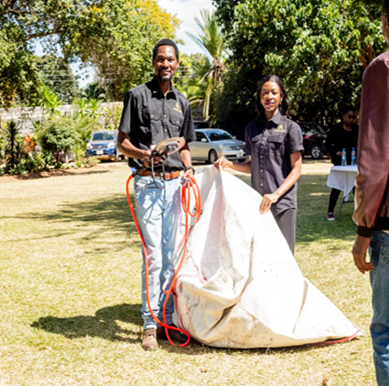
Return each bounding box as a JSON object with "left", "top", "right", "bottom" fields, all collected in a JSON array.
[
  {"left": 153, "top": 39, "right": 179, "bottom": 61},
  {"left": 256, "top": 75, "right": 290, "bottom": 118},
  {"left": 342, "top": 106, "right": 356, "bottom": 115}
]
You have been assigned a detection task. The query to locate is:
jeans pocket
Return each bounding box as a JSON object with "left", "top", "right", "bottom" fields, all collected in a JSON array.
[{"left": 369, "top": 232, "right": 380, "bottom": 267}]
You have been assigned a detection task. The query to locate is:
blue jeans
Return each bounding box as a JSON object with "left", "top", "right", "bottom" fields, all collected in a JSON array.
[
  {"left": 370, "top": 230, "right": 389, "bottom": 385},
  {"left": 134, "top": 175, "right": 182, "bottom": 330}
]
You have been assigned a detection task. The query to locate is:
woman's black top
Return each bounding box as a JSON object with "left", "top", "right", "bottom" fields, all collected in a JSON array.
[{"left": 325, "top": 123, "right": 359, "bottom": 165}]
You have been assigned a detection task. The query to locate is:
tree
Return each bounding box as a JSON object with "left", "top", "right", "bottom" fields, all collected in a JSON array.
[
  {"left": 36, "top": 55, "right": 79, "bottom": 104},
  {"left": 213, "top": 0, "right": 387, "bottom": 130},
  {"left": 186, "top": 10, "right": 226, "bottom": 120},
  {"left": 0, "top": 0, "right": 179, "bottom": 106}
]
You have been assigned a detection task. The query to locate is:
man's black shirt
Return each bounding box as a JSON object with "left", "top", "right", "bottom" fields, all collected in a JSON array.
[{"left": 118, "top": 76, "right": 196, "bottom": 171}]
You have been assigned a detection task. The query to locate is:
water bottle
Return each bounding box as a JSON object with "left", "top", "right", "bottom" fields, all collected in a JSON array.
[
  {"left": 351, "top": 147, "right": 356, "bottom": 165},
  {"left": 341, "top": 148, "right": 347, "bottom": 166}
]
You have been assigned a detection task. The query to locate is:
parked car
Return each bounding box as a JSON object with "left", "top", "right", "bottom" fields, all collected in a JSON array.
[
  {"left": 298, "top": 122, "right": 328, "bottom": 159},
  {"left": 189, "top": 129, "right": 247, "bottom": 164},
  {"left": 86, "top": 130, "right": 124, "bottom": 161}
]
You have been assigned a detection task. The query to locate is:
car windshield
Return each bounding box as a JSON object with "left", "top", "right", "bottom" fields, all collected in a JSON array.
[
  {"left": 207, "top": 130, "right": 233, "bottom": 142},
  {"left": 92, "top": 132, "right": 115, "bottom": 141},
  {"left": 302, "top": 124, "right": 326, "bottom": 136}
]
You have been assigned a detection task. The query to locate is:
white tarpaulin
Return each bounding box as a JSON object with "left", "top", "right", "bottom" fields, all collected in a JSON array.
[{"left": 174, "top": 166, "right": 360, "bottom": 348}]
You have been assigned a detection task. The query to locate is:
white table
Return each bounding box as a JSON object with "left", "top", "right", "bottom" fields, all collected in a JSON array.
[{"left": 326, "top": 165, "right": 358, "bottom": 220}]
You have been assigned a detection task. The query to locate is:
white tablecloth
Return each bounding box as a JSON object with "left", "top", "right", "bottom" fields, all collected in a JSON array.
[{"left": 327, "top": 165, "right": 358, "bottom": 197}]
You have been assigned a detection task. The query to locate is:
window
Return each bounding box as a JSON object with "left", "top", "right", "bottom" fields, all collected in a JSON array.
[
  {"left": 207, "top": 130, "right": 233, "bottom": 142},
  {"left": 92, "top": 132, "right": 116, "bottom": 141},
  {"left": 196, "top": 132, "right": 207, "bottom": 142}
]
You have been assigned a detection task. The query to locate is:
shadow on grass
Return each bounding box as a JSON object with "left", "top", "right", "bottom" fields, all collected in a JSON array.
[
  {"left": 31, "top": 302, "right": 336, "bottom": 356},
  {"left": 5, "top": 193, "right": 141, "bottom": 253},
  {"left": 31, "top": 303, "right": 143, "bottom": 343}
]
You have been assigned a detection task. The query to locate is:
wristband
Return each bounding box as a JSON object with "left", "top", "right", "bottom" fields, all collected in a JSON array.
[{"left": 184, "top": 166, "right": 195, "bottom": 174}]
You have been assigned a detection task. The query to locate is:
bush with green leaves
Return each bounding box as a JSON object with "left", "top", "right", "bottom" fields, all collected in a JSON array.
[{"left": 37, "top": 116, "right": 80, "bottom": 162}]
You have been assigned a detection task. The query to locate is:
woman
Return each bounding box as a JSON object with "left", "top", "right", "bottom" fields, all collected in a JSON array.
[
  {"left": 214, "top": 75, "right": 303, "bottom": 254},
  {"left": 325, "top": 107, "right": 359, "bottom": 221}
]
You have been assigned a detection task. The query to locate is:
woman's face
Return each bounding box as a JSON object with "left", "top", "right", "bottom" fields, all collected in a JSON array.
[
  {"left": 343, "top": 110, "right": 356, "bottom": 126},
  {"left": 260, "top": 81, "right": 282, "bottom": 115}
]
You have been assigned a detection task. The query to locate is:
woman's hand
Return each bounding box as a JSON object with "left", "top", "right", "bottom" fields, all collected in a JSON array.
[
  {"left": 259, "top": 193, "right": 280, "bottom": 214},
  {"left": 214, "top": 156, "right": 233, "bottom": 171}
]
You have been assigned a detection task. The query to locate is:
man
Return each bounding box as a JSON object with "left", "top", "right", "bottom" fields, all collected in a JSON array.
[
  {"left": 352, "top": 1, "right": 389, "bottom": 384},
  {"left": 117, "top": 39, "right": 196, "bottom": 351}
]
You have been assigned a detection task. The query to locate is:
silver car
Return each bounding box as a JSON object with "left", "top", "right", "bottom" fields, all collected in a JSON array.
[{"left": 190, "top": 129, "right": 247, "bottom": 164}]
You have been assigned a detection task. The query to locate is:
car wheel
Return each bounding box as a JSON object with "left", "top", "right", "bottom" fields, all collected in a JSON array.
[
  {"left": 310, "top": 144, "right": 323, "bottom": 159},
  {"left": 208, "top": 149, "right": 218, "bottom": 164}
]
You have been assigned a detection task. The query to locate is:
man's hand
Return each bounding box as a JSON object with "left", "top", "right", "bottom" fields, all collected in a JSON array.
[
  {"left": 352, "top": 235, "right": 373, "bottom": 274},
  {"left": 259, "top": 193, "right": 280, "bottom": 214},
  {"left": 183, "top": 167, "right": 194, "bottom": 179},
  {"left": 142, "top": 150, "right": 164, "bottom": 168},
  {"left": 214, "top": 156, "right": 232, "bottom": 171},
  {"left": 336, "top": 151, "right": 342, "bottom": 157}
]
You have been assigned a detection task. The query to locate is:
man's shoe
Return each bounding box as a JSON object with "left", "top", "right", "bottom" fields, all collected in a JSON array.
[
  {"left": 327, "top": 212, "right": 335, "bottom": 221},
  {"left": 157, "top": 324, "right": 189, "bottom": 344},
  {"left": 142, "top": 328, "right": 158, "bottom": 351}
]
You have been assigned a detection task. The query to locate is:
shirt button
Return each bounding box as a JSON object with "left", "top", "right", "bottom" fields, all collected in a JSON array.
[
  {"left": 151, "top": 114, "right": 154, "bottom": 117},
  {"left": 261, "top": 170, "right": 263, "bottom": 172},
  {"left": 164, "top": 115, "right": 167, "bottom": 118},
  {"left": 260, "top": 155, "right": 263, "bottom": 158},
  {"left": 261, "top": 141, "right": 264, "bottom": 144},
  {"left": 261, "top": 183, "right": 263, "bottom": 186}
]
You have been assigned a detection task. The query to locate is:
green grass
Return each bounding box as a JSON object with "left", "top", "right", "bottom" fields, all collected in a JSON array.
[{"left": 0, "top": 160, "right": 374, "bottom": 385}]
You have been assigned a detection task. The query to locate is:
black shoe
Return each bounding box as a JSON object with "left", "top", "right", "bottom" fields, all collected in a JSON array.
[{"left": 157, "top": 324, "right": 189, "bottom": 344}]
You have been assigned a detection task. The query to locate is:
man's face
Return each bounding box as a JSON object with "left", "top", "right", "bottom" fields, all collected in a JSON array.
[
  {"left": 382, "top": 13, "right": 389, "bottom": 46},
  {"left": 152, "top": 46, "right": 179, "bottom": 82}
]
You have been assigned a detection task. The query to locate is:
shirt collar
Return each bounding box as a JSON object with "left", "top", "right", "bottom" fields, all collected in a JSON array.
[
  {"left": 268, "top": 110, "right": 282, "bottom": 125},
  {"left": 258, "top": 110, "right": 283, "bottom": 126},
  {"left": 150, "top": 76, "right": 177, "bottom": 98}
]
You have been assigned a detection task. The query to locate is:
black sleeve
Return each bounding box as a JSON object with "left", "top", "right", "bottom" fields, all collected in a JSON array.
[
  {"left": 325, "top": 126, "right": 337, "bottom": 157},
  {"left": 181, "top": 103, "right": 196, "bottom": 143},
  {"left": 118, "top": 91, "right": 135, "bottom": 136},
  {"left": 243, "top": 125, "right": 252, "bottom": 156},
  {"left": 287, "top": 122, "right": 304, "bottom": 154}
]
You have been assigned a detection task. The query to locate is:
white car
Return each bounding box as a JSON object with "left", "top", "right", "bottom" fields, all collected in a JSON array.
[{"left": 189, "top": 129, "right": 247, "bottom": 164}]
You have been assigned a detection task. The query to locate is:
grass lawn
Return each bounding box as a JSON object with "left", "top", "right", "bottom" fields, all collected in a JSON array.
[{"left": 0, "top": 159, "right": 374, "bottom": 385}]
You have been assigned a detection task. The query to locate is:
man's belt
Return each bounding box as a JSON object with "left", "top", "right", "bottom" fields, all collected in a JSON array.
[{"left": 137, "top": 170, "right": 181, "bottom": 180}]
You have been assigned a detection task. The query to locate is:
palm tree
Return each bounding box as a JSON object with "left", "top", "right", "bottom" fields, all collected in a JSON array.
[{"left": 186, "top": 10, "right": 226, "bottom": 119}]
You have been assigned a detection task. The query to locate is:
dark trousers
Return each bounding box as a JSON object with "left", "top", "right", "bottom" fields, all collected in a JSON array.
[
  {"left": 273, "top": 208, "right": 297, "bottom": 255},
  {"left": 328, "top": 187, "right": 355, "bottom": 213}
]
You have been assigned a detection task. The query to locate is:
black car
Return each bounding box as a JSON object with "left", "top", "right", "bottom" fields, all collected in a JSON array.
[{"left": 298, "top": 122, "right": 328, "bottom": 159}]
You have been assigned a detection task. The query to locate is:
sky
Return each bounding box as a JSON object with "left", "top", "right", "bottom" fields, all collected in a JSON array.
[{"left": 34, "top": 0, "right": 215, "bottom": 88}]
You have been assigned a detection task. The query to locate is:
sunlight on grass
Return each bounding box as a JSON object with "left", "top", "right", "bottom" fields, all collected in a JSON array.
[{"left": 0, "top": 161, "right": 375, "bottom": 385}]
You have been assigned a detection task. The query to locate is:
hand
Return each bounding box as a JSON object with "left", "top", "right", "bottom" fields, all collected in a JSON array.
[
  {"left": 142, "top": 150, "right": 164, "bottom": 168},
  {"left": 259, "top": 193, "right": 280, "bottom": 214},
  {"left": 336, "top": 151, "right": 342, "bottom": 157},
  {"left": 214, "top": 156, "right": 232, "bottom": 171},
  {"left": 352, "top": 235, "right": 373, "bottom": 274},
  {"left": 183, "top": 168, "right": 194, "bottom": 179}
]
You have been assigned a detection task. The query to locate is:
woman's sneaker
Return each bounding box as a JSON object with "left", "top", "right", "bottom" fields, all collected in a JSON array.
[{"left": 327, "top": 212, "right": 335, "bottom": 221}]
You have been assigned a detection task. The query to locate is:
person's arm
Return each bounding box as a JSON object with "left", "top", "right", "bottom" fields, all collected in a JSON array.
[
  {"left": 116, "top": 91, "right": 161, "bottom": 165},
  {"left": 352, "top": 58, "right": 389, "bottom": 274},
  {"left": 259, "top": 151, "right": 302, "bottom": 214},
  {"left": 213, "top": 157, "right": 252, "bottom": 173},
  {"left": 180, "top": 102, "right": 197, "bottom": 178},
  {"left": 325, "top": 126, "right": 340, "bottom": 158}
]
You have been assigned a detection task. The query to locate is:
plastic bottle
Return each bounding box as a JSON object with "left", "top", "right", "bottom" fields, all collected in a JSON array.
[
  {"left": 341, "top": 148, "right": 347, "bottom": 166},
  {"left": 351, "top": 147, "right": 356, "bottom": 165}
]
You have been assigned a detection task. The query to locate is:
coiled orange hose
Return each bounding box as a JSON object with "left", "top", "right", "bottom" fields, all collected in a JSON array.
[{"left": 126, "top": 173, "right": 201, "bottom": 347}]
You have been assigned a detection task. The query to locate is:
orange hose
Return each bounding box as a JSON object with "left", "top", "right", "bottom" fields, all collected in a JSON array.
[{"left": 126, "top": 173, "right": 201, "bottom": 347}]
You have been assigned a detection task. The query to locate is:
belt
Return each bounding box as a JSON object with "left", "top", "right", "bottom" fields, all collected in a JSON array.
[{"left": 137, "top": 170, "right": 181, "bottom": 180}]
